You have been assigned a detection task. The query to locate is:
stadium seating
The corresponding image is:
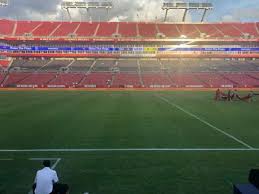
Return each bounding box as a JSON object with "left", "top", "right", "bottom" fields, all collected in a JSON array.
[
  {"left": 93, "top": 60, "right": 115, "bottom": 71},
  {"left": 0, "top": 20, "right": 259, "bottom": 38},
  {"left": 4, "top": 72, "right": 31, "bottom": 86},
  {"left": 49, "top": 73, "right": 84, "bottom": 86},
  {"left": 80, "top": 72, "right": 112, "bottom": 87},
  {"left": 223, "top": 73, "right": 259, "bottom": 87},
  {"left": 18, "top": 73, "right": 56, "bottom": 86},
  {"left": 157, "top": 24, "right": 180, "bottom": 37},
  {"left": 0, "top": 60, "right": 10, "bottom": 68},
  {"left": 140, "top": 60, "right": 160, "bottom": 72},
  {"left": 117, "top": 60, "right": 138, "bottom": 72},
  {"left": 52, "top": 22, "right": 79, "bottom": 36},
  {"left": 15, "top": 21, "right": 39, "bottom": 36},
  {"left": 170, "top": 73, "right": 206, "bottom": 87},
  {"left": 113, "top": 73, "right": 141, "bottom": 87},
  {"left": 213, "top": 23, "right": 242, "bottom": 37},
  {"left": 194, "top": 24, "right": 224, "bottom": 38},
  {"left": 11, "top": 59, "right": 49, "bottom": 71},
  {"left": 249, "top": 72, "right": 259, "bottom": 80},
  {"left": 232, "top": 23, "right": 259, "bottom": 37},
  {"left": 0, "top": 73, "right": 5, "bottom": 84},
  {"left": 0, "top": 19, "right": 14, "bottom": 35},
  {"left": 176, "top": 24, "right": 200, "bottom": 38},
  {"left": 41, "top": 60, "right": 71, "bottom": 71},
  {"left": 69, "top": 60, "right": 94, "bottom": 72},
  {"left": 142, "top": 73, "right": 172, "bottom": 87},
  {"left": 118, "top": 22, "right": 137, "bottom": 37},
  {"left": 195, "top": 73, "right": 234, "bottom": 87},
  {"left": 75, "top": 22, "right": 98, "bottom": 37},
  {"left": 33, "top": 22, "right": 60, "bottom": 36},
  {"left": 96, "top": 22, "right": 117, "bottom": 37},
  {"left": 138, "top": 23, "right": 158, "bottom": 37}
]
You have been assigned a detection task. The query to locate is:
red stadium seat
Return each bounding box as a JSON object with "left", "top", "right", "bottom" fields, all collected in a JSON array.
[
  {"left": 194, "top": 24, "right": 224, "bottom": 38},
  {"left": 113, "top": 73, "right": 141, "bottom": 87},
  {"left": 75, "top": 22, "right": 98, "bottom": 37},
  {"left": 142, "top": 73, "right": 172, "bottom": 87},
  {"left": 176, "top": 24, "right": 200, "bottom": 38},
  {"left": 49, "top": 73, "right": 84, "bottom": 86},
  {"left": 15, "top": 21, "right": 40, "bottom": 36},
  {"left": 223, "top": 73, "right": 259, "bottom": 87},
  {"left": 18, "top": 73, "right": 56, "bottom": 86},
  {"left": 157, "top": 24, "right": 181, "bottom": 37},
  {"left": 213, "top": 23, "right": 242, "bottom": 37},
  {"left": 52, "top": 22, "right": 79, "bottom": 36},
  {"left": 80, "top": 72, "right": 112, "bottom": 88},
  {"left": 96, "top": 22, "right": 117, "bottom": 37},
  {"left": 118, "top": 22, "right": 137, "bottom": 37},
  {"left": 232, "top": 23, "right": 259, "bottom": 37},
  {"left": 195, "top": 73, "right": 234, "bottom": 88},
  {"left": 170, "top": 73, "right": 206, "bottom": 87},
  {"left": 0, "top": 19, "right": 14, "bottom": 35},
  {"left": 33, "top": 22, "right": 60, "bottom": 36},
  {"left": 138, "top": 23, "right": 157, "bottom": 37}
]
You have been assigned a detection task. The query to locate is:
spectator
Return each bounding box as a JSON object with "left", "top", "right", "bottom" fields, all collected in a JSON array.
[{"left": 34, "top": 160, "right": 59, "bottom": 194}]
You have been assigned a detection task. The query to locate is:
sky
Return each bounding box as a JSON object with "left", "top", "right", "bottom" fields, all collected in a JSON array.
[{"left": 0, "top": 0, "right": 258, "bottom": 22}]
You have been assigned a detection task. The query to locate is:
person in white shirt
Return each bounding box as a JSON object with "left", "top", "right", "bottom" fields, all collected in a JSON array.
[{"left": 34, "top": 160, "right": 59, "bottom": 194}]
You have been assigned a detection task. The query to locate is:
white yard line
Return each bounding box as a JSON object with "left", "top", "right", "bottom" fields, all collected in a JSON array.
[
  {"left": 51, "top": 158, "right": 61, "bottom": 169},
  {"left": 0, "top": 148, "right": 258, "bottom": 152},
  {"left": 156, "top": 95, "right": 254, "bottom": 149},
  {"left": 0, "top": 158, "right": 13, "bottom": 161},
  {"left": 29, "top": 158, "right": 61, "bottom": 161}
]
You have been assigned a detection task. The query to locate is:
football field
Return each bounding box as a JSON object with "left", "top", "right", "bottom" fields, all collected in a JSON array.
[{"left": 0, "top": 90, "right": 259, "bottom": 194}]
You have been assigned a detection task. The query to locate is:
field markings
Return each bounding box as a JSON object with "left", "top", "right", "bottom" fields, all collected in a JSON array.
[
  {"left": 0, "top": 158, "right": 13, "bottom": 160},
  {"left": 156, "top": 95, "right": 254, "bottom": 149},
  {"left": 0, "top": 148, "right": 259, "bottom": 152}
]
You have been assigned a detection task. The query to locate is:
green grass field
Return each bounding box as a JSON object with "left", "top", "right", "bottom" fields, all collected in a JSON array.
[{"left": 0, "top": 91, "right": 259, "bottom": 194}]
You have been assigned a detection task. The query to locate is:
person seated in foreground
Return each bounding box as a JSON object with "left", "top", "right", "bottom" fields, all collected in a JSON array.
[{"left": 33, "top": 160, "right": 59, "bottom": 194}]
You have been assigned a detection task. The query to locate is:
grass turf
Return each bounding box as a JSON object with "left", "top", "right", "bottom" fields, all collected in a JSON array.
[{"left": 0, "top": 91, "right": 259, "bottom": 194}]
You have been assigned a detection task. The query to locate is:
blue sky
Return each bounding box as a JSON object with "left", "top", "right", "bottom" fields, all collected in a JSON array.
[
  {"left": 0, "top": 0, "right": 258, "bottom": 22},
  {"left": 207, "top": 0, "right": 259, "bottom": 22}
]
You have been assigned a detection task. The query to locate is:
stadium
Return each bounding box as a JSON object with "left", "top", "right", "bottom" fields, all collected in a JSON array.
[{"left": 0, "top": 0, "right": 259, "bottom": 194}]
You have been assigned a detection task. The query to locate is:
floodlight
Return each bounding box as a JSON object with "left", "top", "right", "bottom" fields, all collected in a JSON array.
[
  {"left": 162, "top": 1, "right": 213, "bottom": 22},
  {"left": 61, "top": 1, "right": 113, "bottom": 21},
  {"left": 0, "top": 0, "right": 8, "bottom": 7}
]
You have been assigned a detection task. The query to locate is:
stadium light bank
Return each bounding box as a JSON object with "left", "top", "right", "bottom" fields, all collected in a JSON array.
[
  {"left": 162, "top": 1, "right": 213, "bottom": 22},
  {"left": 61, "top": 0, "right": 113, "bottom": 21},
  {"left": 0, "top": 0, "right": 8, "bottom": 7}
]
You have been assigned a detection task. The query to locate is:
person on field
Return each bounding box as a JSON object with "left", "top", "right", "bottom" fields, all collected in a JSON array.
[{"left": 34, "top": 160, "right": 59, "bottom": 194}]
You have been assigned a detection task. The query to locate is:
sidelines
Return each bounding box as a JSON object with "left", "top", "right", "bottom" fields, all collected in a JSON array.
[
  {"left": 0, "top": 148, "right": 259, "bottom": 152},
  {"left": 156, "top": 95, "right": 254, "bottom": 149}
]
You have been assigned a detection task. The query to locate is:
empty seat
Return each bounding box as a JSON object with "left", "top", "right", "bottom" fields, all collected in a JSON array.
[
  {"left": 96, "top": 22, "right": 117, "bottom": 37},
  {"left": 52, "top": 22, "right": 79, "bottom": 36},
  {"left": 15, "top": 21, "right": 40, "bottom": 36},
  {"left": 157, "top": 24, "right": 180, "bottom": 37},
  {"left": 0, "top": 19, "right": 14, "bottom": 35},
  {"left": 138, "top": 23, "right": 157, "bottom": 37},
  {"left": 118, "top": 22, "right": 137, "bottom": 37},
  {"left": 75, "top": 22, "right": 98, "bottom": 36},
  {"left": 33, "top": 22, "right": 60, "bottom": 36}
]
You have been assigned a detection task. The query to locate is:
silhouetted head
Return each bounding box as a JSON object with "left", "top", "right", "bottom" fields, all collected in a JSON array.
[{"left": 43, "top": 160, "right": 51, "bottom": 168}]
